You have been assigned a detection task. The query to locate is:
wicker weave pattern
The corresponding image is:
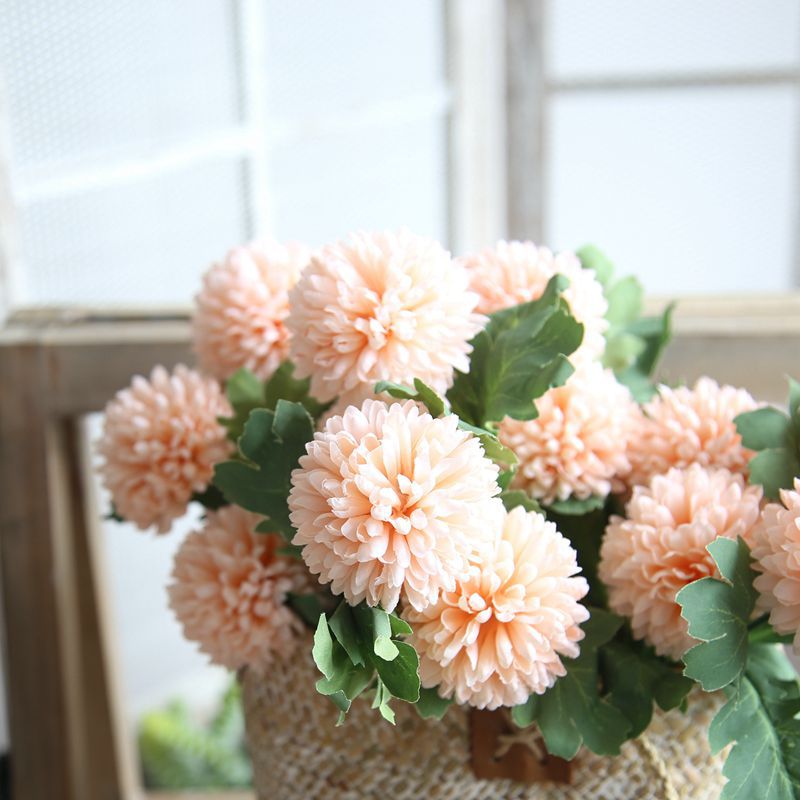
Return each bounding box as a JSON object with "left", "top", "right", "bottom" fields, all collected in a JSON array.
[{"left": 242, "top": 645, "right": 726, "bottom": 800}]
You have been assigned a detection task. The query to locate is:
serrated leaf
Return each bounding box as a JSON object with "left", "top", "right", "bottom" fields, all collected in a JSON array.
[
  {"left": 735, "top": 407, "right": 793, "bottom": 451},
  {"left": 415, "top": 687, "right": 453, "bottom": 720},
  {"left": 263, "top": 361, "right": 331, "bottom": 419},
  {"left": 213, "top": 401, "right": 314, "bottom": 540},
  {"left": 601, "top": 639, "right": 693, "bottom": 738},
  {"left": 374, "top": 378, "right": 447, "bottom": 418},
  {"left": 677, "top": 537, "right": 757, "bottom": 691},
  {"left": 500, "top": 489, "right": 543, "bottom": 514},
  {"left": 447, "top": 276, "right": 583, "bottom": 425},
  {"left": 709, "top": 646, "right": 800, "bottom": 800},
  {"left": 328, "top": 602, "right": 365, "bottom": 666},
  {"left": 546, "top": 494, "right": 605, "bottom": 515},
  {"left": 749, "top": 448, "right": 800, "bottom": 501},
  {"left": 512, "top": 610, "right": 630, "bottom": 759}
]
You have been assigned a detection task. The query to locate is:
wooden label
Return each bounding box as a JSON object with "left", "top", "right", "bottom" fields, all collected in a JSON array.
[{"left": 470, "top": 707, "right": 572, "bottom": 784}]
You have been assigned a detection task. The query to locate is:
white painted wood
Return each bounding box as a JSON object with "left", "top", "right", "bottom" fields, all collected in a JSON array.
[{"left": 446, "top": 0, "right": 507, "bottom": 254}]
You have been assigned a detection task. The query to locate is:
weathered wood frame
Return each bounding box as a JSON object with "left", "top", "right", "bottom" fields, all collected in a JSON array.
[{"left": 0, "top": 320, "right": 189, "bottom": 800}]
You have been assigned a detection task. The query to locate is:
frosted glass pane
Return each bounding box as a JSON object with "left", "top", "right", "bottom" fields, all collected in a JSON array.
[
  {"left": 85, "top": 415, "right": 230, "bottom": 718},
  {"left": 270, "top": 116, "right": 448, "bottom": 247},
  {"left": 18, "top": 158, "right": 248, "bottom": 306},
  {"left": 264, "top": 0, "right": 445, "bottom": 118},
  {"left": 546, "top": 86, "right": 798, "bottom": 294},
  {"left": 0, "top": 0, "right": 239, "bottom": 172},
  {"left": 550, "top": 0, "right": 800, "bottom": 79}
]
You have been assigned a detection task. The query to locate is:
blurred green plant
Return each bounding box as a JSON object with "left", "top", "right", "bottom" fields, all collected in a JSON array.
[{"left": 138, "top": 679, "right": 252, "bottom": 790}]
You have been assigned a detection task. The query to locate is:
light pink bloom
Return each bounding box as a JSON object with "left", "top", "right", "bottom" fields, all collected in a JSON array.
[
  {"left": 599, "top": 465, "right": 762, "bottom": 660},
  {"left": 405, "top": 506, "right": 589, "bottom": 709},
  {"left": 499, "top": 364, "right": 640, "bottom": 505},
  {"left": 627, "top": 377, "right": 758, "bottom": 488},
  {"left": 752, "top": 479, "right": 800, "bottom": 654},
  {"left": 288, "top": 399, "right": 503, "bottom": 612},
  {"left": 193, "top": 240, "right": 311, "bottom": 381},
  {"left": 286, "top": 230, "right": 484, "bottom": 404},
  {"left": 168, "top": 506, "right": 309, "bottom": 672},
  {"left": 97, "top": 365, "right": 231, "bottom": 533},
  {"left": 461, "top": 240, "right": 608, "bottom": 367}
]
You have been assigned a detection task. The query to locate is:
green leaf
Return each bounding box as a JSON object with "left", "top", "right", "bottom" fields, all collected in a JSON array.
[
  {"left": 328, "top": 602, "right": 365, "bottom": 667},
  {"left": 372, "top": 680, "right": 396, "bottom": 725},
  {"left": 789, "top": 378, "right": 800, "bottom": 427},
  {"left": 546, "top": 494, "right": 605, "bottom": 515},
  {"left": 577, "top": 244, "right": 615, "bottom": 286},
  {"left": 371, "top": 641, "right": 420, "bottom": 703},
  {"left": 262, "top": 361, "right": 331, "bottom": 419},
  {"left": 614, "top": 306, "right": 674, "bottom": 402},
  {"left": 213, "top": 401, "right": 314, "bottom": 541},
  {"left": 512, "top": 610, "right": 630, "bottom": 759},
  {"left": 677, "top": 537, "right": 757, "bottom": 691},
  {"left": 735, "top": 407, "right": 793, "bottom": 451},
  {"left": 191, "top": 484, "right": 228, "bottom": 511},
  {"left": 456, "top": 420, "right": 518, "bottom": 466},
  {"left": 600, "top": 639, "right": 693, "bottom": 738},
  {"left": 388, "top": 612, "right": 413, "bottom": 637},
  {"left": 709, "top": 645, "right": 800, "bottom": 800},
  {"left": 605, "top": 275, "right": 643, "bottom": 327},
  {"left": 374, "top": 378, "right": 447, "bottom": 418},
  {"left": 545, "top": 504, "right": 609, "bottom": 608},
  {"left": 602, "top": 332, "right": 647, "bottom": 372},
  {"left": 415, "top": 687, "right": 453, "bottom": 720},
  {"left": 286, "top": 593, "right": 323, "bottom": 627},
  {"left": 219, "top": 368, "right": 265, "bottom": 441},
  {"left": 447, "top": 275, "right": 583, "bottom": 425},
  {"left": 501, "top": 489, "right": 543, "bottom": 515},
  {"left": 749, "top": 448, "right": 800, "bottom": 501},
  {"left": 312, "top": 613, "right": 373, "bottom": 714}
]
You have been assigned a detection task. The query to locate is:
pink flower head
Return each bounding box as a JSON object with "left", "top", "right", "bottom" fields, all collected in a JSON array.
[
  {"left": 193, "top": 239, "right": 311, "bottom": 381},
  {"left": 168, "top": 506, "right": 309, "bottom": 672},
  {"left": 97, "top": 365, "right": 231, "bottom": 533},
  {"left": 405, "top": 506, "right": 589, "bottom": 709},
  {"left": 461, "top": 240, "right": 608, "bottom": 367},
  {"left": 286, "top": 230, "right": 484, "bottom": 404},
  {"left": 627, "top": 377, "right": 758, "bottom": 488},
  {"left": 288, "top": 398, "right": 503, "bottom": 612},
  {"left": 599, "top": 465, "right": 762, "bottom": 660},
  {"left": 752, "top": 479, "right": 800, "bottom": 654},
  {"left": 499, "top": 364, "right": 639, "bottom": 505}
]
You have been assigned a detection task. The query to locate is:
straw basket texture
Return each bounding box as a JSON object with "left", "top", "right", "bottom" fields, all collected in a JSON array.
[{"left": 241, "top": 644, "right": 726, "bottom": 800}]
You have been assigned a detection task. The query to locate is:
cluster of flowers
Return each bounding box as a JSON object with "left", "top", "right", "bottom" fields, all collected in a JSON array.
[{"left": 97, "top": 229, "right": 800, "bottom": 725}]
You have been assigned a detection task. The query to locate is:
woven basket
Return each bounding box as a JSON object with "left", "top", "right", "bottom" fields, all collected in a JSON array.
[{"left": 241, "top": 642, "right": 726, "bottom": 800}]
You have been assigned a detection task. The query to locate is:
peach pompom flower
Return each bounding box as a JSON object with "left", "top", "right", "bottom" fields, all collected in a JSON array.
[
  {"left": 288, "top": 398, "right": 503, "bottom": 613},
  {"left": 627, "top": 377, "right": 758, "bottom": 488},
  {"left": 193, "top": 239, "right": 310, "bottom": 381},
  {"left": 168, "top": 506, "right": 309, "bottom": 672},
  {"left": 499, "top": 363, "right": 640, "bottom": 505},
  {"left": 599, "top": 465, "right": 762, "bottom": 660},
  {"left": 751, "top": 479, "right": 800, "bottom": 654},
  {"left": 97, "top": 365, "right": 231, "bottom": 533},
  {"left": 286, "top": 230, "right": 484, "bottom": 405},
  {"left": 404, "top": 506, "right": 589, "bottom": 709},
  {"left": 461, "top": 240, "right": 608, "bottom": 367}
]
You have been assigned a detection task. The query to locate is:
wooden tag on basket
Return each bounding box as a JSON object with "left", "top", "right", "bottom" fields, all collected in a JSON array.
[{"left": 470, "top": 708, "right": 572, "bottom": 784}]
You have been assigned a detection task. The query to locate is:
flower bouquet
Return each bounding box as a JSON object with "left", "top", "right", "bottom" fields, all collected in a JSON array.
[{"left": 99, "top": 231, "right": 800, "bottom": 799}]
